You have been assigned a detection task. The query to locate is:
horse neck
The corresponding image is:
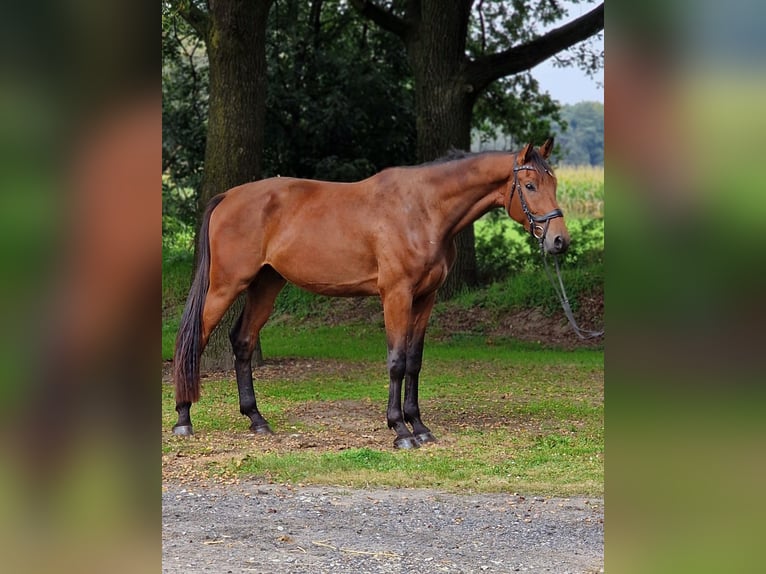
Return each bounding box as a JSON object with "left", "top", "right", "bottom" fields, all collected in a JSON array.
[{"left": 426, "top": 154, "right": 511, "bottom": 240}]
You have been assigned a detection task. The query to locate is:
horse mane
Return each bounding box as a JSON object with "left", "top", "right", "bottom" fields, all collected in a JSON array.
[{"left": 423, "top": 147, "right": 553, "bottom": 174}]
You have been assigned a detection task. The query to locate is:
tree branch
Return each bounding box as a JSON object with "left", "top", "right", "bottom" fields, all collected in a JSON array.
[
  {"left": 466, "top": 2, "right": 604, "bottom": 93},
  {"left": 171, "top": 0, "right": 210, "bottom": 38},
  {"left": 349, "top": 0, "right": 409, "bottom": 39}
]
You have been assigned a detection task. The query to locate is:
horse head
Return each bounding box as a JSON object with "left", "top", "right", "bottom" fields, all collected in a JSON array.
[{"left": 506, "top": 138, "right": 570, "bottom": 255}]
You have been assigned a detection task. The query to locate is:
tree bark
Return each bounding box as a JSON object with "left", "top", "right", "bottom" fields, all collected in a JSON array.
[
  {"left": 181, "top": 0, "right": 274, "bottom": 369},
  {"left": 200, "top": 0, "right": 273, "bottom": 207},
  {"left": 406, "top": 0, "right": 477, "bottom": 298}
]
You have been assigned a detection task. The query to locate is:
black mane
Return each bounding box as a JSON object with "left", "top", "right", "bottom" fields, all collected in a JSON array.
[{"left": 423, "top": 147, "right": 553, "bottom": 174}]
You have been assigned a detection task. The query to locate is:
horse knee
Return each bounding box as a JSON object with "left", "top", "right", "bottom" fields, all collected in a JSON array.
[
  {"left": 405, "top": 353, "right": 422, "bottom": 376},
  {"left": 387, "top": 348, "right": 406, "bottom": 380}
]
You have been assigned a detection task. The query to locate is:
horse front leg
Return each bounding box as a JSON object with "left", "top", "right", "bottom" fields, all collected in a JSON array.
[
  {"left": 404, "top": 292, "right": 437, "bottom": 445},
  {"left": 382, "top": 288, "right": 420, "bottom": 449}
]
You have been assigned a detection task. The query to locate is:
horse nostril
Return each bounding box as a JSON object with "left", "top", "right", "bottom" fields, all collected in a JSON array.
[{"left": 553, "top": 235, "right": 567, "bottom": 253}]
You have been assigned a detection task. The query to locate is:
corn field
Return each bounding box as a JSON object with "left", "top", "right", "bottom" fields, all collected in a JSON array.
[{"left": 555, "top": 165, "right": 604, "bottom": 219}]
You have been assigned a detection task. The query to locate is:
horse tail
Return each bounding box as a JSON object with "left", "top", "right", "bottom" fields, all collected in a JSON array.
[{"left": 173, "top": 194, "right": 226, "bottom": 404}]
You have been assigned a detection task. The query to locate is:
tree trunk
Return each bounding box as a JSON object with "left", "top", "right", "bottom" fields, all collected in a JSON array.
[
  {"left": 407, "top": 0, "right": 478, "bottom": 298},
  {"left": 198, "top": 0, "right": 274, "bottom": 370}
]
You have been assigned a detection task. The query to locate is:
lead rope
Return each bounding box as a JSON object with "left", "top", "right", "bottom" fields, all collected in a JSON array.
[{"left": 539, "top": 246, "right": 604, "bottom": 340}]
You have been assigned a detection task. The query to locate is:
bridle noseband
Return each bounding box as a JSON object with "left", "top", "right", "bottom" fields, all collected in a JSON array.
[{"left": 509, "top": 162, "right": 564, "bottom": 247}]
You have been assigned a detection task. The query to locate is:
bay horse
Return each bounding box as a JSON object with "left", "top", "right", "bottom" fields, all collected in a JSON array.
[{"left": 172, "top": 138, "right": 569, "bottom": 449}]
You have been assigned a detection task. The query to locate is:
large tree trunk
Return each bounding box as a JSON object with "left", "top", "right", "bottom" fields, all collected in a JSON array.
[
  {"left": 407, "top": 0, "right": 478, "bottom": 298},
  {"left": 197, "top": 0, "right": 274, "bottom": 370},
  {"left": 200, "top": 0, "right": 272, "bottom": 206}
]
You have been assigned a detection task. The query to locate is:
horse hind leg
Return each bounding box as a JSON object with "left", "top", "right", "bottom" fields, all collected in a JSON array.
[
  {"left": 229, "top": 266, "right": 286, "bottom": 434},
  {"left": 173, "top": 278, "right": 248, "bottom": 436}
]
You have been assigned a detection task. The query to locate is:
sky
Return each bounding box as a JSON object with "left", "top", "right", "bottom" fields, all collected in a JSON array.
[
  {"left": 529, "top": 2, "right": 604, "bottom": 105},
  {"left": 532, "top": 54, "right": 603, "bottom": 105}
]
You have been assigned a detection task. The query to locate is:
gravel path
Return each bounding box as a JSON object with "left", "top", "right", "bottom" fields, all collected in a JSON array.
[{"left": 162, "top": 481, "right": 603, "bottom": 573}]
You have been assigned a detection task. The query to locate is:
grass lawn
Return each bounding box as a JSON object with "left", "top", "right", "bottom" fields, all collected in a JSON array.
[{"left": 162, "top": 324, "right": 603, "bottom": 497}]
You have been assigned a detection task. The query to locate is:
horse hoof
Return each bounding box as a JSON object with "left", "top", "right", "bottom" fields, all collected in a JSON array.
[
  {"left": 394, "top": 436, "right": 420, "bottom": 450},
  {"left": 172, "top": 424, "right": 194, "bottom": 436},
  {"left": 251, "top": 424, "right": 274, "bottom": 435},
  {"left": 415, "top": 432, "right": 437, "bottom": 445}
]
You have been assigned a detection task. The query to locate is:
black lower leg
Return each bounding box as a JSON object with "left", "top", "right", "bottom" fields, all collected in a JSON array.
[
  {"left": 386, "top": 347, "right": 418, "bottom": 449},
  {"left": 233, "top": 357, "right": 272, "bottom": 434},
  {"left": 173, "top": 401, "right": 194, "bottom": 435},
  {"left": 230, "top": 314, "right": 272, "bottom": 434},
  {"left": 404, "top": 342, "right": 436, "bottom": 444}
]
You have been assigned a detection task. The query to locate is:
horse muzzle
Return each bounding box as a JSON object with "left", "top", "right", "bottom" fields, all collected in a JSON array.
[{"left": 544, "top": 232, "right": 569, "bottom": 255}]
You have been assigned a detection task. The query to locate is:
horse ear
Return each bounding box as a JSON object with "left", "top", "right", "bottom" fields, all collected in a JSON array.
[
  {"left": 540, "top": 137, "right": 554, "bottom": 159},
  {"left": 520, "top": 142, "right": 535, "bottom": 164}
]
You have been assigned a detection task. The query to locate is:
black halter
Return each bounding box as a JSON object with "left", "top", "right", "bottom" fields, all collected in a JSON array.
[{"left": 509, "top": 162, "right": 564, "bottom": 247}]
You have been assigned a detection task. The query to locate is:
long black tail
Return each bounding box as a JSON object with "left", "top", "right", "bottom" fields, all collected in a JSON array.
[{"left": 173, "top": 194, "right": 226, "bottom": 404}]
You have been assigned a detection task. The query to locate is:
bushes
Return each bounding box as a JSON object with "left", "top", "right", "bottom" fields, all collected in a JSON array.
[
  {"left": 475, "top": 216, "right": 603, "bottom": 283},
  {"left": 454, "top": 248, "right": 603, "bottom": 317}
]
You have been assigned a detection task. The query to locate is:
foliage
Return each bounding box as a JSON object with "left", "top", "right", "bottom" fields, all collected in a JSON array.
[
  {"left": 264, "top": 0, "right": 416, "bottom": 180},
  {"left": 162, "top": 0, "right": 417, "bottom": 227},
  {"left": 475, "top": 217, "right": 603, "bottom": 285},
  {"left": 465, "top": 1, "right": 603, "bottom": 151},
  {"left": 553, "top": 101, "right": 604, "bottom": 166},
  {"left": 162, "top": 8, "right": 208, "bottom": 226},
  {"left": 162, "top": 238, "right": 194, "bottom": 360},
  {"left": 467, "top": 0, "right": 570, "bottom": 147},
  {"left": 472, "top": 73, "right": 564, "bottom": 151}
]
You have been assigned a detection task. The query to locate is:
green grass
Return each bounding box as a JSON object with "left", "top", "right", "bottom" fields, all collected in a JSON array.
[
  {"left": 257, "top": 324, "right": 601, "bottom": 365},
  {"left": 221, "top": 432, "right": 602, "bottom": 495},
  {"left": 162, "top": 247, "right": 193, "bottom": 359},
  {"left": 162, "top": 331, "right": 603, "bottom": 496}
]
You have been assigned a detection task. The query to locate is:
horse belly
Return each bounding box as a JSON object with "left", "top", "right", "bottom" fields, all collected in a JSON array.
[{"left": 267, "top": 240, "right": 380, "bottom": 297}]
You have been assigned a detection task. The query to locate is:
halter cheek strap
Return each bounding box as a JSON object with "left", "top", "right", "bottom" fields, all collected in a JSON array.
[{"left": 509, "top": 163, "right": 564, "bottom": 246}]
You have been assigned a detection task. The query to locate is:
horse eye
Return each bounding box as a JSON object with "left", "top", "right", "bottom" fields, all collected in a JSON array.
[{"left": 525, "top": 182, "right": 536, "bottom": 191}]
